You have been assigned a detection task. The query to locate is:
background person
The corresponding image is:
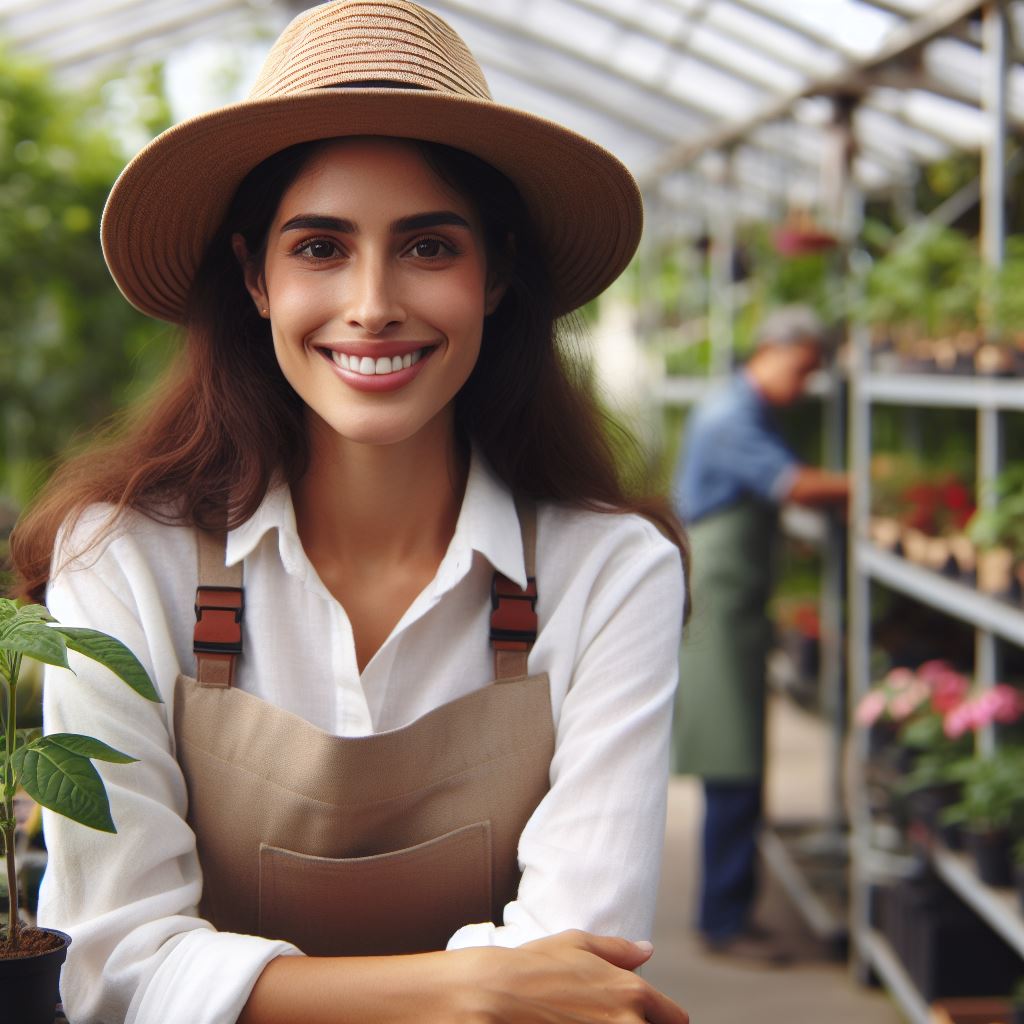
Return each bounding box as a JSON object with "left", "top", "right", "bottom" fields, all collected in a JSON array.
[
  {"left": 9, "top": 3, "right": 690, "bottom": 1023},
  {"left": 671, "top": 304, "right": 849, "bottom": 963}
]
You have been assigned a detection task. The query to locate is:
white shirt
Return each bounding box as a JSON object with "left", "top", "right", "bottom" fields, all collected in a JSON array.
[{"left": 39, "top": 452, "right": 685, "bottom": 1024}]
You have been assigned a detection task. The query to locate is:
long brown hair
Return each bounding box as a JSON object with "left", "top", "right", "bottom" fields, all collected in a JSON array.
[{"left": 11, "top": 139, "right": 689, "bottom": 610}]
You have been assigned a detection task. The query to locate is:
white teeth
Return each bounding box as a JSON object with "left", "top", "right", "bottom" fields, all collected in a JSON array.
[{"left": 332, "top": 348, "right": 426, "bottom": 375}]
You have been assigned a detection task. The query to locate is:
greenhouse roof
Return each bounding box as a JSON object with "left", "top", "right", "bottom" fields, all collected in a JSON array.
[{"left": 2, "top": 0, "right": 1021, "bottom": 233}]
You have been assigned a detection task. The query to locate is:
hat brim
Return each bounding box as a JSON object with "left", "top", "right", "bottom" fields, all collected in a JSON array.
[{"left": 101, "top": 88, "right": 643, "bottom": 323}]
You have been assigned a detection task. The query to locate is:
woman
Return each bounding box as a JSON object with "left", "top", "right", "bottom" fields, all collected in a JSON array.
[{"left": 11, "top": 3, "right": 689, "bottom": 1022}]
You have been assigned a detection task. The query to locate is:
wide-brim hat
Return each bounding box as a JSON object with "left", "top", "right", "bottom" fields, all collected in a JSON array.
[{"left": 101, "top": 0, "right": 643, "bottom": 324}]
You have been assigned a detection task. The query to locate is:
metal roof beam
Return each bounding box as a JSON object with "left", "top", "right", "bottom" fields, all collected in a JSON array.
[
  {"left": 640, "top": 0, "right": 986, "bottom": 185},
  {"left": 554, "top": 0, "right": 805, "bottom": 93},
  {"left": 426, "top": 0, "right": 730, "bottom": 122}
]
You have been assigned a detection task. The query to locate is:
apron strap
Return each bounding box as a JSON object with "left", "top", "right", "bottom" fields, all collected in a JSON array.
[
  {"left": 193, "top": 529, "right": 244, "bottom": 688},
  {"left": 490, "top": 499, "right": 538, "bottom": 681},
  {"left": 193, "top": 497, "right": 537, "bottom": 687}
]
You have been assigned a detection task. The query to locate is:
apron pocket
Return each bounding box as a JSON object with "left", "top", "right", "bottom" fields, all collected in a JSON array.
[{"left": 258, "top": 820, "right": 493, "bottom": 956}]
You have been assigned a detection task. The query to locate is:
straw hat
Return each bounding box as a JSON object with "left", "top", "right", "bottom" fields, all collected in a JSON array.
[{"left": 101, "top": 0, "right": 643, "bottom": 324}]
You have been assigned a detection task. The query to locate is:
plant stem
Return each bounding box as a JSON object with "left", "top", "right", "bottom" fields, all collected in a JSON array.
[{"left": 2, "top": 653, "right": 20, "bottom": 949}]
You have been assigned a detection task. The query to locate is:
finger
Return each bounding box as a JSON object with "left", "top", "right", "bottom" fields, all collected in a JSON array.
[
  {"left": 570, "top": 931, "right": 654, "bottom": 971},
  {"left": 640, "top": 979, "right": 690, "bottom": 1024}
]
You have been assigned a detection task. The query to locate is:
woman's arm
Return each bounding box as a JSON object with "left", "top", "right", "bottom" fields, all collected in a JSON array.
[
  {"left": 450, "top": 511, "right": 685, "bottom": 950},
  {"left": 39, "top": 511, "right": 299, "bottom": 1024},
  {"left": 239, "top": 932, "right": 687, "bottom": 1024}
]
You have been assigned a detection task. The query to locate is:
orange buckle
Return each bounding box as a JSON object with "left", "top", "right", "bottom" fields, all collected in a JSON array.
[
  {"left": 193, "top": 586, "right": 245, "bottom": 656},
  {"left": 489, "top": 575, "right": 538, "bottom": 651}
]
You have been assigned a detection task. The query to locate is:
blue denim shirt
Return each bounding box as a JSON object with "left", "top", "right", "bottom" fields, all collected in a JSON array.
[{"left": 672, "top": 371, "right": 798, "bottom": 524}]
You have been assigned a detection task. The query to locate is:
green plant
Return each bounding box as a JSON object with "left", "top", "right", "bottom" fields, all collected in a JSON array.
[
  {"left": 942, "top": 747, "right": 1024, "bottom": 834},
  {"left": 864, "top": 221, "right": 981, "bottom": 338},
  {"left": 967, "top": 465, "right": 1024, "bottom": 553},
  {"left": 1, "top": 599, "right": 159, "bottom": 951}
]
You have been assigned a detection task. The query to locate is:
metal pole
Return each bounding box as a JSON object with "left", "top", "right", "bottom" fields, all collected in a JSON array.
[
  {"left": 977, "top": 0, "right": 1008, "bottom": 748},
  {"left": 707, "top": 149, "right": 736, "bottom": 376}
]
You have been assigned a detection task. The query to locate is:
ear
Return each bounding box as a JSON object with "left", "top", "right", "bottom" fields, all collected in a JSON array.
[
  {"left": 232, "top": 233, "right": 269, "bottom": 314},
  {"left": 484, "top": 276, "right": 508, "bottom": 316}
]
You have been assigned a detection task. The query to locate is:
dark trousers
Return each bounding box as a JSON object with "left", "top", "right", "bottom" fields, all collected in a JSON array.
[{"left": 699, "top": 778, "right": 763, "bottom": 941}]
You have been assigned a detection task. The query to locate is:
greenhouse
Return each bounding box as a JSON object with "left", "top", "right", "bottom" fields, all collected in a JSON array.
[{"left": 1, "top": 1, "right": 1023, "bottom": 1022}]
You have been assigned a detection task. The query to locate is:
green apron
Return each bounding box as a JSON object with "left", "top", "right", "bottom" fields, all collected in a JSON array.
[{"left": 672, "top": 499, "right": 777, "bottom": 781}]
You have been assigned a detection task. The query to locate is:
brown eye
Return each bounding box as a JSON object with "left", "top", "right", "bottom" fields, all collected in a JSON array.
[
  {"left": 296, "top": 238, "right": 341, "bottom": 260},
  {"left": 412, "top": 238, "right": 448, "bottom": 259}
]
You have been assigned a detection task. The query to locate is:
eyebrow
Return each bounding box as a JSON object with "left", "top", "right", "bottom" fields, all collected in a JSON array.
[{"left": 279, "top": 211, "right": 472, "bottom": 234}]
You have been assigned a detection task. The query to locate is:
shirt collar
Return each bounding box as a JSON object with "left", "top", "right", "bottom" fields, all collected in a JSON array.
[{"left": 224, "top": 448, "right": 528, "bottom": 589}]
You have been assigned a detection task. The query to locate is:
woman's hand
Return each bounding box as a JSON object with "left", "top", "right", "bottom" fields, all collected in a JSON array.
[{"left": 452, "top": 929, "right": 690, "bottom": 1023}]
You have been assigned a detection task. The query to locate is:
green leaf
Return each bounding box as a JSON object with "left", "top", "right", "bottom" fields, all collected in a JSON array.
[
  {"left": 52, "top": 627, "right": 161, "bottom": 703},
  {"left": 12, "top": 736, "right": 122, "bottom": 833},
  {"left": 0, "top": 600, "right": 19, "bottom": 625},
  {"left": 13, "top": 604, "right": 56, "bottom": 624},
  {"left": 39, "top": 733, "right": 137, "bottom": 764},
  {"left": 0, "top": 620, "right": 69, "bottom": 670}
]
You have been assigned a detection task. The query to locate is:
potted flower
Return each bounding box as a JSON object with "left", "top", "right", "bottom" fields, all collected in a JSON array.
[
  {"left": 942, "top": 743, "right": 1024, "bottom": 887},
  {"left": 1, "top": 598, "right": 159, "bottom": 1024}
]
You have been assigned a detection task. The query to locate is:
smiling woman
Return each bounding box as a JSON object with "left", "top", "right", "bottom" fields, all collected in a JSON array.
[{"left": 8, "top": 3, "right": 689, "bottom": 1024}]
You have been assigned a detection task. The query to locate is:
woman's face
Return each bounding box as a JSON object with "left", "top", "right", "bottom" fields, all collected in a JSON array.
[{"left": 238, "top": 137, "right": 504, "bottom": 449}]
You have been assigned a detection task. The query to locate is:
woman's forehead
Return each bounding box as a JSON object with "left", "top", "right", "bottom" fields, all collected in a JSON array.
[{"left": 276, "top": 137, "right": 475, "bottom": 221}]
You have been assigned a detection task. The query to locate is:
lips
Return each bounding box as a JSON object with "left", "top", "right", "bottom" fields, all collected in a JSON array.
[{"left": 316, "top": 342, "right": 437, "bottom": 393}]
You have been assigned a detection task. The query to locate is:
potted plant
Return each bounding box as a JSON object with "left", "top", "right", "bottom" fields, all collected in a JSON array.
[
  {"left": 1012, "top": 976, "right": 1024, "bottom": 1024},
  {"left": 942, "top": 743, "right": 1024, "bottom": 888},
  {"left": 1, "top": 598, "right": 159, "bottom": 1024},
  {"left": 968, "top": 466, "right": 1024, "bottom": 605},
  {"left": 1015, "top": 837, "right": 1024, "bottom": 915}
]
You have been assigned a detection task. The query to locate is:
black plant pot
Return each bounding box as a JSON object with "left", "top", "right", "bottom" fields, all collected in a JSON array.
[
  {"left": 0, "top": 927, "right": 71, "bottom": 1024},
  {"left": 1016, "top": 862, "right": 1024, "bottom": 915},
  {"left": 966, "top": 828, "right": 1015, "bottom": 888}
]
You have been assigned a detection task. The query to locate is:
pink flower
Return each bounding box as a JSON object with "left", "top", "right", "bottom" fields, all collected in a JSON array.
[
  {"left": 889, "top": 680, "right": 931, "bottom": 721},
  {"left": 970, "top": 685, "right": 1024, "bottom": 727},
  {"left": 885, "top": 667, "right": 917, "bottom": 690},
  {"left": 944, "top": 701, "right": 978, "bottom": 739},
  {"left": 916, "top": 660, "right": 956, "bottom": 685},
  {"left": 930, "top": 671, "right": 971, "bottom": 714},
  {"left": 856, "top": 690, "right": 888, "bottom": 726}
]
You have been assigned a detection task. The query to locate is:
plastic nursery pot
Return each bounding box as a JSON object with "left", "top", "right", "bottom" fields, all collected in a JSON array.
[
  {"left": 965, "top": 828, "right": 1015, "bottom": 888},
  {"left": 0, "top": 927, "right": 71, "bottom": 1024}
]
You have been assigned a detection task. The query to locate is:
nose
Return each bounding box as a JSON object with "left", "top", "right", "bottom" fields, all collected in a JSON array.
[{"left": 345, "top": 252, "right": 405, "bottom": 335}]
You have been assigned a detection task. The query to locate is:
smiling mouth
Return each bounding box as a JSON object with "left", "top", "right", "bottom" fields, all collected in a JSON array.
[{"left": 322, "top": 347, "right": 434, "bottom": 376}]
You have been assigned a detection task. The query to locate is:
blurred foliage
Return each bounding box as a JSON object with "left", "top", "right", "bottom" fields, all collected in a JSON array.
[
  {"left": 861, "top": 220, "right": 981, "bottom": 337},
  {"left": 0, "top": 45, "right": 176, "bottom": 510}
]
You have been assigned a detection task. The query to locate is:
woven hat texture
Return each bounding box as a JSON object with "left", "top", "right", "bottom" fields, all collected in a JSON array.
[{"left": 101, "top": 0, "right": 643, "bottom": 323}]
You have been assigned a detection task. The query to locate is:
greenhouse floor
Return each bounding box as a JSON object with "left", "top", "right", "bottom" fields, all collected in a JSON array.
[{"left": 649, "top": 695, "right": 903, "bottom": 1024}]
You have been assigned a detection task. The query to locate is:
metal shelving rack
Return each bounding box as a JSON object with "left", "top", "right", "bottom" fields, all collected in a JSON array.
[{"left": 846, "top": 10, "right": 1024, "bottom": 1012}]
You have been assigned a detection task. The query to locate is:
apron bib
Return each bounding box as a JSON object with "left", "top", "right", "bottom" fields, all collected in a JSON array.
[
  {"left": 672, "top": 499, "right": 777, "bottom": 781},
  {"left": 173, "top": 504, "right": 554, "bottom": 956}
]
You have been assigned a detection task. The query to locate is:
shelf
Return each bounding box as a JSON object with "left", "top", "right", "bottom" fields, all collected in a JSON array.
[
  {"left": 758, "top": 824, "right": 848, "bottom": 946},
  {"left": 656, "top": 369, "right": 834, "bottom": 406},
  {"left": 858, "top": 927, "right": 932, "bottom": 1024},
  {"left": 861, "top": 373, "right": 1024, "bottom": 411},
  {"left": 930, "top": 846, "right": 1024, "bottom": 958},
  {"left": 856, "top": 542, "right": 1024, "bottom": 648}
]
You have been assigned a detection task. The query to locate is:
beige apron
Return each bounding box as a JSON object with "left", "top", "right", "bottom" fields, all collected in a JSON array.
[{"left": 173, "top": 505, "right": 554, "bottom": 956}]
